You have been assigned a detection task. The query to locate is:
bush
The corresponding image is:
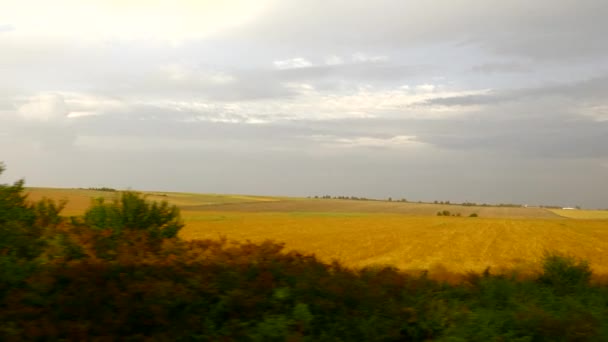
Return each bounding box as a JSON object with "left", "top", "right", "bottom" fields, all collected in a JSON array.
[
  {"left": 539, "top": 253, "right": 592, "bottom": 291},
  {"left": 469, "top": 213, "right": 478, "bottom": 217}
]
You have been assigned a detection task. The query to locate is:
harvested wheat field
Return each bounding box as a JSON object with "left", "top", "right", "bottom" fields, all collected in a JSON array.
[
  {"left": 25, "top": 187, "right": 280, "bottom": 216},
  {"left": 27, "top": 187, "right": 608, "bottom": 275},
  {"left": 180, "top": 211, "right": 608, "bottom": 275},
  {"left": 550, "top": 208, "right": 608, "bottom": 220},
  {"left": 184, "top": 199, "right": 562, "bottom": 219}
]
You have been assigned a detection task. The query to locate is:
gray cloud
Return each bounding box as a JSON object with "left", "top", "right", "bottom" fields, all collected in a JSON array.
[
  {"left": 472, "top": 62, "right": 532, "bottom": 74},
  {"left": 425, "top": 75, "right": 608, "bottom": 106},
  {"left": 1, "top": 1, "right": 607, "bottom": 207},
  {"left": 225, "top": 0, "right": 608, "bottom": 61}
]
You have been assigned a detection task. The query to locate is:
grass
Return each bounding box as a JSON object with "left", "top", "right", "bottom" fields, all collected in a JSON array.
[{"left": 26, "top": 187, "right": 608, "bottom": 275}]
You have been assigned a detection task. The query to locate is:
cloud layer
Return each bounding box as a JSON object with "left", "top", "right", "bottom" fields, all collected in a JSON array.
[{"left": 0, "top": 0, "right": 607, "bottom": 208}]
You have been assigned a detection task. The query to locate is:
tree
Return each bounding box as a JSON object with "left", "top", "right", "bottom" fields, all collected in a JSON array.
[
  {"left": 0, "top": 163, "right": 44, "bottom": 260},
  {"left": 84, "top": 191, "right": 183, "bottom": 239}
]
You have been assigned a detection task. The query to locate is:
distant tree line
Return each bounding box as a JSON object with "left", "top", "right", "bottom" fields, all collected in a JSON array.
[
  {"left": 310, "top": 194, "right": 585, "bottom": 209},
  {"left": 311, "top": 195, "right": 407, "bottom": 202},
  {"left": 85, "top": 187, "right": 118, "bottom": 192},
  {"left": 434, "top": 200, "right": 524, "bottom": 208}
]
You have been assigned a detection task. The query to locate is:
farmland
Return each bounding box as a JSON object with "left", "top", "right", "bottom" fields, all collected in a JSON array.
[
  {"left": 26, "top": 187, "right": 608, "bottom": 275},
  {"left": 550, "top": 208, "right": 608, "bottom": 220}
]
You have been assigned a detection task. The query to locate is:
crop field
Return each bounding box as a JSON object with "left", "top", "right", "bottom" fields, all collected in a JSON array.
[
  {"left": 180, "top": 212, "right": 608, "bottom": 275},
  {"left": 549, "top": 208, "right": 608, "bottom": 220},
  {"left": 191, "top": 199, "right": 561, "bottom": 219},
  {"left": 25, "top": 187, "right": 280, "bottom": 216},
  {"left": 26, "top": 187, "right": 608, "bottom": 275}
]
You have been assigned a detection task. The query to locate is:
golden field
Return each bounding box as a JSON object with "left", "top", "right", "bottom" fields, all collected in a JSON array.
[
  {"left": 26, "top": 187, "right": 608, "bottom": 274},
  {"left": 550, "top": 208, "right": 608, "bottom": 220}
]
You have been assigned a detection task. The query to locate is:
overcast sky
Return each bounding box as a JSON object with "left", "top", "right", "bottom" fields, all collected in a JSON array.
[{"left": 1, "top": 0, "right": 607, "bottom": 208}]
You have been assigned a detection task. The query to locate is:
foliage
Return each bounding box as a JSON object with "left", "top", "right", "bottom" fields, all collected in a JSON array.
[
  {"left": 2, "top": 232, "right": 608, "bottom": 340},
  {"left": 539, "top": 252, "right": 592, "bottom": 292},
  {"left": 0, "top": 165, "right": 42, "bottom": 260},
  {"left": 437, "top": 210, "right": 462, "bottom": 217},
  {"left": 83, "top": 191, "right": 183, "bottom": 238},
  {"left": 86, "top": 187, "right": 117, "bottom": 192}
]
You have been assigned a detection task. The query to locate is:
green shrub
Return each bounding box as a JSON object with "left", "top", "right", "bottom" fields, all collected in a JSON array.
[{"left": 539, "top": 252, "right": 591, "bottom": 291}]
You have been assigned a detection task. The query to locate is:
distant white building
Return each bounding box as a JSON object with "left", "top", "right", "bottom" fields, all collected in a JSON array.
[{"left": 562, "top": 207, "right": 578, "bottom": 210}]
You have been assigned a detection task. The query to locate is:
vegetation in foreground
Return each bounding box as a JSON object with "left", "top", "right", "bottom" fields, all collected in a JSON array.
[{"left": 3, "top": 165, "right": 608, "bottom": 340}]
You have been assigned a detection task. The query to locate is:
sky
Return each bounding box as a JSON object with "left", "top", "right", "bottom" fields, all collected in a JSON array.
[{"left": 1, "top": 0, "right": 607, "bottom": 208}]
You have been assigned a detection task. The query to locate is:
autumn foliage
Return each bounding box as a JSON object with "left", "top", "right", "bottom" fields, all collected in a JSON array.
[{"left": 2, "top": 164, "right": 608, "bottom": 340}]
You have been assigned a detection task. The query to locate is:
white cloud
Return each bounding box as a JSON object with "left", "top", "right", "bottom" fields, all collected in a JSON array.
[
  {"left": 351, "top": 53, "right": 388, "bottom": 63},
  {"left": 160, "top": 64, "right": 235, "bottom": 84},
  {"left": 579, "top": 104, "right": 608, "bottom": 122},
  {"left": 74, "top": 135, "right": 211, "bottom": 151},
  {"left": 415, "top": 84, "right": 436, "bottom": 92},
  {"left": 134, "top": 84, "right": 490, "bottom": 124},
  {"left": 325, "top": 55, "right": 344, "bottom": 66},
  {"left": 273, "top": 57, "right": 313, "bottom": 70},
  {"left": 2, "top": 0, "right": 270, "bottom": 42},
  {"left": 18, "top": 93, "right": 68, "bottom": 122},
  {"left": 309, "top": 134, "right": 424, "bottom": 149},
  {"left": 63, "top": 93, "right": 128, "bottom": 118},
  {"left": 15, "top": 92, "right": 129, "bottom": 121}
]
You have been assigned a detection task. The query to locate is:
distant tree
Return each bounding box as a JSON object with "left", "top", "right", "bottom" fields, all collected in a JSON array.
[
  {"left": 88, "top": 187, "right": 117, "bottom": 192},
  {"left": 388, "top": 197, "right": 392, "bottom": 202}
]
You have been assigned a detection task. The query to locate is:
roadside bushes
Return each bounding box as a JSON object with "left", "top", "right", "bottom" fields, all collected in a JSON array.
[{"left": 3, "top": 235, "right": 608, "bottom": 341}]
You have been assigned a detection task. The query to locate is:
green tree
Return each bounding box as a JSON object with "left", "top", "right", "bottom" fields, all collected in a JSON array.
[
  {"left": 84, "top": 191, "right": 183, "bottom": 239},
  {"left": 0, "top": 163, "right": 42, "bottom": 259}
]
